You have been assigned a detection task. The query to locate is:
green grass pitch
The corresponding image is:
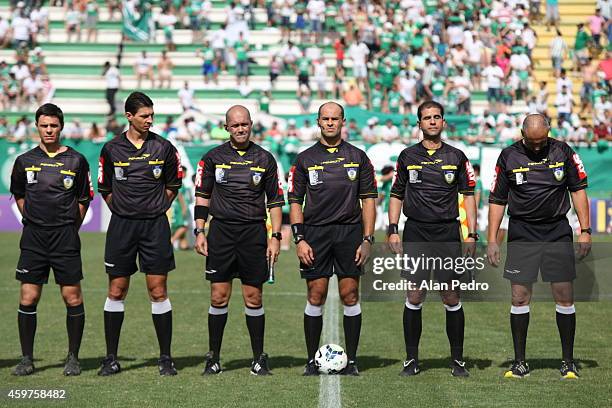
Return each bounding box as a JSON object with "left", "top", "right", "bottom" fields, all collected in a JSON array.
[{"left": 0, "top": 232, "right": 610, "bottom": 407}]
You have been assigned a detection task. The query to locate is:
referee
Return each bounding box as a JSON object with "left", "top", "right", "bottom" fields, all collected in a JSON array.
[
  {"left": 288, "top": 102, "right": 378, "bottom": 376},
  {"left": 388, "top": 101, "right": 478, "bottom": 377},
  {"left": 194, "top": 105, "right": 284, "bottom": 376},
  {"left": 487, "top": 113, "right": 591, "bottom": 379},
  {"left": 97, "top": 92, "right": 183, "bottom": 376},
  {"left": 10, "top": 103, "right": 93, "bottom": 376}
]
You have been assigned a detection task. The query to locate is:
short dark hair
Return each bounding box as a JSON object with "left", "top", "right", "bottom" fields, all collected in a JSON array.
[
  {"left": 125, "top": 91, "right": 153, "bottom": 115},
  {"left": 35, "top": 103, "right": 64, "bottom": 129},
  {"left": 317, "top": 102, "right": 345, "bottom": 119},
  {"left": 417, "top": 101, "right": 445, "bottom": 121}
]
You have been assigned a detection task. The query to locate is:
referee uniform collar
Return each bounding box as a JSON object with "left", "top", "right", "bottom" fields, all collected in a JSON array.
[
  {"left": 227, "top": 140, "right": 253, "bottom": 156},
  {"left": 419, "top": 140, "right": 445, "bottom": 155},
  {"left": 121, "top": 131, "right": 155, "bottom": 148},
  {"left": 317, "top": 139, "right": 344, "bottom": 153}
]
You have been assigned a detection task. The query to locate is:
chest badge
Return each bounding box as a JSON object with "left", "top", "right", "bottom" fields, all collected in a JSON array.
[
  {"left": 153, "top": 165, "right": 163, "bottom": 179},
  {"left": 63, "top": 175, "right": 74, "bottom": 189},
  {"left": 26, "top": 171, "right": 38, "bottom": 184},
  {"left": 444, "top": 171, "right": 456, "bottom": 184},
  {"left": 553, "top": 167, "right": 564, "bottom": 181},
  {"left": 252, "top": 172, "right": 262, "bottom": 186},
  {"left": 346, "top": 168, "right": 357, "bottom": 181}
]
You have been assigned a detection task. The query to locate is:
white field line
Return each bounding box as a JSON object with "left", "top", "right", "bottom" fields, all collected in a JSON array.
[{"left": 318, "top": 275, "right": 341, "bottom": 408}]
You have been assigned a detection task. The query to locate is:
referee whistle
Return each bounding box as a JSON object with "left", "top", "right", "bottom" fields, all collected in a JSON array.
[{"left": 267, "top": 256, "right": 275, "bottom": 284}]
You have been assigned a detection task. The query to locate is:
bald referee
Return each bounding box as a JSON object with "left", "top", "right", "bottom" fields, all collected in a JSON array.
[
  {"left": 488, "top": 113, "right": 591, "bottom": 379},
  {"left": 10, "top": 103, "right": 93, "bottom": 376},
  {"left": 194, "top": 105, "right": 284, "bottom": 376},
  {"left": 97, "top": 92, "right": 183, "bottom": 376},
  {"left": 288, "top": 102, "right": 378, "bottom": 376}
]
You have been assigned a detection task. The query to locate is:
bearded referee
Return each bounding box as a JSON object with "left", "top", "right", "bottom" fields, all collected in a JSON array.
[
  {"left": 10, "top": 103, "right": 93, "bottom": 376},
  {"left": 194, "top": 105, "right": 284, "bottom": 376},
  {"left": 97, "top": 92, "right": 183, "bottom": 376},
  {"left": 487, "top": 113, "right": 591, "bottom": 379},
  {"left": 388, "top": 101, "right": 477, "bottom": 377},
  {"left": 288, "top": 102, "right": 377, "bottom": 376}
]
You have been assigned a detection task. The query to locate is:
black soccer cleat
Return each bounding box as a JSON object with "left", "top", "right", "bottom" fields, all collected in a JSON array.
[
  {"left": 504, "top": 360, "right": 530, "bottom": 378},
  {"left": 560, "top": 360, "right": 580, "bottom": 379},
  {"left": 399, "top": 358, "right": 421, "bottom": 376},
  {"left": 63, "top": 352, "right": 81, "bottom": 376},
  {"left": 13, "top": 356, "right": 34, "bottom": 376},
  {"left": 158, "top": 355, "right": 178, "bottom": 376},
  {"left": 303, "top": 359, "right": 320, "bottom": 376},
  {"left": 450, "top": 359, "right": 469, "bottom": 377},
  {"left": 250, "top": 352, "right": 272, "bottom": 376},
  {"left": 202, "top": 351, "right": 222, "bottom": 375},
  {"left": 97, "top": 355, "right": 121, "bottom": 376},
  {"left": 341, "top": 360, "right": 359, "bottom": 376}
]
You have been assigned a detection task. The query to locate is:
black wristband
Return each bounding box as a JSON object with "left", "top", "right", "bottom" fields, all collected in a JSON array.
[
  {"left": 387, "top": 223, "right": 399, "bottom": 235},
  {"left": 291, "top": 223, "right": 304, "bottom": 240},
  {"left": 194, "top": 205, "right": 209, "bottom": 221}
]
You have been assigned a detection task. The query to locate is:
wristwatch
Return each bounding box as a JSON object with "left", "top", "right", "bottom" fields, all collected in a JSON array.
[
  {"left": 581, "top": 227, "right": 592, "bottom": 235},
  {"left": 467, "top": 232, "right": 480, "bottom": 241},
  {"left": 271, "top": 232, "right": 282, "bottom": 241},
  {"left": 294, "top": 234, "right": 305, "bottom": 245},
  {"left": 193, "top": 228, "right": 206, "bottom": 236},
  {"left": 363, "top": 235, "right": 375, "bottom": 244}
]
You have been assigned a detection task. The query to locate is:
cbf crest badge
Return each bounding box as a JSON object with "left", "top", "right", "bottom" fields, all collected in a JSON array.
[
  {"left": 252, "top": 172, "right": 262, "bottom": 186},
  {"left": 444, "top": 170, "right": 456, "bottom": 184},
  {"left": 553, "top": 167, "right": 564, "bottom": 182},
  {"left": 63, "top": 175, "right": 74, "bottom": 189},
  {"left": 346, "top": 168, "right": 357, "bottom": 181},
  {"left": 153, "top": 165, "right": 163, "bottom": 179},
  {"left": 215, "top": 168, "right": 227, "bottom": 183}
]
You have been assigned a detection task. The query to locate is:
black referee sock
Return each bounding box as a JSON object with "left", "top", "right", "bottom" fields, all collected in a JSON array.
[
  {"left": 103, "top": 297, "right": 125, "bottom": 358},
  {"left": 403, "top": 302, "right": 422, "bottom": 361},
  {"left": 556, "top": 304, "right": 576, "bottom": 361},
  {"left": 510, "top": 305, "right": 530, "bottom": 362},
  {"left": 151, "top": 299, "right": 173, "bottom": 357},
  {"left": 343, "top": 304, "right": 362, "bottom": 361},
  {"left": 245, "top": 306, "right": 265, "bottom": 359},
  {"left": 18, "top": 304, "right": 37, "bottom": 359},
  {"left": 304, "top": 302, "right": 323, "bottom": 361},
  {"left": 445, "top": 303, "right": 465, "bottom": 361},
  {"left": 66, "top": 303, "right": 85, "bottom": 358},
  {"left": 208, "top": 306, "right": 228, "bottom": 360}
]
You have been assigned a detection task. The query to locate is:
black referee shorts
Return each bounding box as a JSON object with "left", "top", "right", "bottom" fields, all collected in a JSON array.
[
  {"left": 16, "top": 223, "right": 83, "bottom": 285},
  {"left": 400, "top": 219, "right": 463, "bottom": 285},
  {"left": 205, "top": 219, "right": 268, "bottom": 286},
  {"left": 300, "top": 223, "right": 363, "bottom": 280},
  {"left": 504, "top": 218, "right": 575, "bottom": 283},
  {"left": 104, "top": 214, "right": 175, "bottom": 276}
]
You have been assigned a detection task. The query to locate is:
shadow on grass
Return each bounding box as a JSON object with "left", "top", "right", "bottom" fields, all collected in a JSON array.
[
  {"left": 417, "top": 358, "right": 493, "bottom": 372},
  {"left": 498, "top": 358, "right": 598, "bottom": 370},
  {"left": 354, "top": 355, "right": 400, "bottom": 372},
  {"left": 121, "top": 355, "right": 204, "bottom": 372},
  {"left": 223, "top": 355, "right": 305, "bottom": 372}
]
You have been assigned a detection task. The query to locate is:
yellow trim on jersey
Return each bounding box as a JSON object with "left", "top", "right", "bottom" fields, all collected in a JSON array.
[
  {"left": 148, "top": 159, "right": 165, "bottom": 165},
  {"left": 512, "top": 167, "right": 530, "bottom": 173},
  {"left": 25, "top": 166, "right": 41, "bottom": 171},
  {"left": 40, "top": 162, "right": 64, "bottom": 167},
  {"left": 308, "top": 165, "right": 324, "bottom": 171},
  {"left": 250, "top": 166, "right": 266, "bottom": 172},
  {"left": 343, "top": 163, "right": 360, "bottom": 168},
  {"left": 427, "top": 149, "right": 436, "bottom": 156},
  {"left": 548, "top": 162, "right": 564, "bottom": 168},
  {"left": 441, "top": 165, "right": 458, "bottom": 170},
  {"left": 237, "top": 150, "right": 247, "bottom": 156},
  {"left": 113, "top": 162, "right": 130, "bottom": 167},
  {"left": 326, "top": 147, "right": 338, "bottom": 153},
  {"left": 46, "top": 152, "right": 59, "bottom": 158},
  {"left": 60, "top": 170, "right": 76, "bottom": 176},
  {"left": 216, "top": 164, "right": 231, "bottom": 169},
  {"left": 407, "top": 165, "right": 422, "bottom": 170}
]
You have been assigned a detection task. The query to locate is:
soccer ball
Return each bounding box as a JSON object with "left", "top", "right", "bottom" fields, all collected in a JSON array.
[{"left": 314, "top": 344, "right": 348, "bottom": 374}]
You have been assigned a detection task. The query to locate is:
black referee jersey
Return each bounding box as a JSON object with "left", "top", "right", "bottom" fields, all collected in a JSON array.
[
  {"left": 390, "top": 141, "right": 476, "bottom": 222},
  {"left": 287, "top": 140, "right": 378, "bottom": 225},
  {"left": 195, "top": 141, "right": 285, "bottom": 223},
  {"left": 98, "top": 132, "right": 182, "bottom": 218},
  {"left": 10, "top": 146, "right": 93, "bottom": 227},
  {"left": 489, "top": 138, "right": 588, "bottom": 222}
]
